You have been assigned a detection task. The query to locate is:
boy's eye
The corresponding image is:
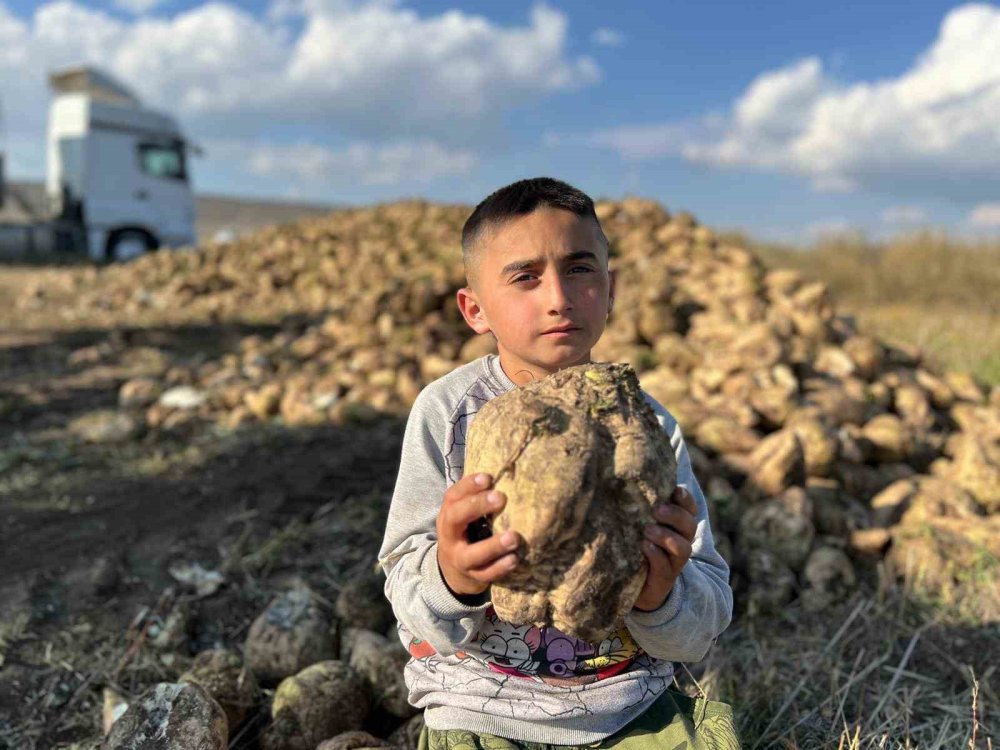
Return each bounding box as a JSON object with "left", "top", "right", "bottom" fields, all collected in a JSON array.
[{"left": 512, "top": 266, "right": 593, "bottom": 283}]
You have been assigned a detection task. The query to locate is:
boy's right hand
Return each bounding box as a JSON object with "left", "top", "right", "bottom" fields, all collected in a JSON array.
[{"left": 436, "top": 473, "right": 520, "bottom": 598}]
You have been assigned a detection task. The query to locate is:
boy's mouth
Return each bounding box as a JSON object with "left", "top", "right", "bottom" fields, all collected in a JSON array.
[{"left": 541, "top": 324, "right": 581, "bottom": 335}]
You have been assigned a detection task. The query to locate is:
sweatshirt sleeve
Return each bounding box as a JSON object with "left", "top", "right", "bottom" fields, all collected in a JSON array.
[
  {"left": 377, "top": 386, "right": 491, "bottom": 656},
  {"left": 624, "top": 398, "right": 734, "bottom": 662}
]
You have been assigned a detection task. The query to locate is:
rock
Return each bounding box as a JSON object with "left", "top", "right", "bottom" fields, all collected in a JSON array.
[
  {"left": 836, "top": 461, "right": 915, "bottom": 503},
  {"left": 950, "top": 404, "right": 1000, "bottom": 439},
  {"left": 949, "top": 433, "right": 1000, "bottom": 512},
  {"left": 738, "top": 488, "right": 815, "bottom": 570},
  {"left": 895, "top": 383, "right": 934, "bottom": 430},
  {"left": 69, "top": 410, "right": 142, "bottom": 443},
  {"left": 344, "top": 629, "right": 415, "bottom": 720},
  {"left": 464, "top": 363, "right": 677, "bottom": 642},
  {"left": 804, "top": 386, "right": 868, "bottom": 427},
  {"left": 747, "top": 429, "right": 806, "bottom": 497},
  {"left": 843, "top": 336, "right": 884, "bottom": 379},
  {"left": 898, "top": 477, "right": 982, "bottom": 525},
  {"left": 158, "top": 385, "right": 207, "bottom": 410},
  {"left": 746, "top": 549, "right": 796, "bottom": 616},
  {"left": 944, "top": 371, "right": 984, "bottom": 403},
  {"left": 101, "top": 682, "right": 227, "bottom": 750},
  {"left": 119, "top": 377, "right": 162, "bottom": 409},
  {"left": 180, "top": 649, "right": 259, "bottom": 730},
  {"left": 914, "top": 369, "right": 954, "bottom": 409},
  {"left": 800, "top": 546, "right": 857, "bottom": 611},
  {"left": 335, "top": 573, "right": 395, "bottom": 634},
  {"left": 870, "top": 479, "right": 918, "bottom": 528},
  {"left": 694, "top": 415, "right": 761, "bottom": 455},
  {"left": 807, "top": 479, "right": 869, "bottom": 537},
  {"left": 814, "top": 346, "right": 856, "bottom": 378},
  {"left": 244, "top": 382, "right": 283, "bottom": 420},
  {"left": 245, "top": 586, "right": 337, "bottom": 685},
  {"left": 387, "top": 713, "right": 425, "bottom": 750},
  {"left": 787, "top": 414, "right": 838, "bottom": 477},
  {"left": 861, "top": 414, "right": 912, "bottom": 463},
  {"left": 263, "top": 661, "right": 370, "bottom": 750},
  {"left": 850, "top": 527, "right": 892, "bottom": 555}
]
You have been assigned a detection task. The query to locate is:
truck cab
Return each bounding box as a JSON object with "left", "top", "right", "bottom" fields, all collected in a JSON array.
[{"left": 45, "top": 67, "right": 197, "bottom": 261}]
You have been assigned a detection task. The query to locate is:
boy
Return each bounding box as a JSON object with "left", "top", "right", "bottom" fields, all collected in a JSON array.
[{"left": 378, "top": 178, "right": 736, "bottom": 748}]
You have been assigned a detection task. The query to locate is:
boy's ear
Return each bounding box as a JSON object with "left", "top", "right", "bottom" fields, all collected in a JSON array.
[{"left": 456, "top": 287, "right": 492, "bottom": 335}]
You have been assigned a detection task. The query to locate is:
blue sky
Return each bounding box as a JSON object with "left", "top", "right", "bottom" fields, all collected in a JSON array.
[{"left": 1, "top": 0, "right": 998, "bottom": 241}]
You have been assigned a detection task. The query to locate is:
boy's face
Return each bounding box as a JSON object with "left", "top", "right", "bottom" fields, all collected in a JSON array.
[{"left": 456, "top": 206, "right": 615, "bottom": 385}]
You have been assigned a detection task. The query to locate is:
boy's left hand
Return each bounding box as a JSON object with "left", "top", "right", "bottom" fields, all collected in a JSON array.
[{"left": 632, "top": 486, "right": 698, "bottom": 613}]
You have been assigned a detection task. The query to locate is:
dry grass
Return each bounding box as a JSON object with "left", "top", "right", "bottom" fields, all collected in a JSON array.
[
  {"left": 722, "top": 231, "right": 1000, "bottom": 384},
  {"left": 684, "top": 580, "right": 998, "bottom": 750}
]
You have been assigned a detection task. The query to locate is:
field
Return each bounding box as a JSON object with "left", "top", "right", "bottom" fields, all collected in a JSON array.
[
  {"left": 733, "top": 231, "right": 1000, "bottom": 385},
  {"left": 0, "top": 200, "right": 996, "bottom": 749}
]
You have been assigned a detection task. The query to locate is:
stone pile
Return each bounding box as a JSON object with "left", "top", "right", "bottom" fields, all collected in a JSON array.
[
  {"left": 64, "top": 198, "right": 999, "bottom": 613},
  {"left": 103, "top": 578, "right": 423, "bottom": 750}
]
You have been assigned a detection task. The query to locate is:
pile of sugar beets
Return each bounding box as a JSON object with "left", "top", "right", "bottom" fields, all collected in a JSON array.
[{"left": 71, "top": 198, "right": 997, "bottom": 749}]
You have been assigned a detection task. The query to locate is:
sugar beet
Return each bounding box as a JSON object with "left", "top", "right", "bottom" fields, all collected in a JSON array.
[{"left": 464, "top": 363, "right": 677, "bottom": 642}]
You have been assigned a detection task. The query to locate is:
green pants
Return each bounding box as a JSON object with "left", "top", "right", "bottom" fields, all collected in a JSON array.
[{"left": 418, "top": 689, "right": 741, "bottom": 750}]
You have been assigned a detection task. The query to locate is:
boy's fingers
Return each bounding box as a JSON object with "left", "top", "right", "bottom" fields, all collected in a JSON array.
[
  {"left": 672, "top": 486, "right": 699, "bottom": 516},
  {"left": 459, "top": 531, "right": 520, "bottom": 570},
  {"left": 642, "top": 540, "right": 670, "bottom": 580},
  {"left": 446, "top": 490, "right": 506, "bottom": 529},
  {"left": 651, "top": 504, "right": 697, "bottom": 542},
  {"left": 445, "top": 473, "right": 492, "bottom": 504},
  {"left": 438, "top": 491, "right": 506, "bottom": 546},
  {"left": 644, "top": 525, "right": 693, "bottom": 564},
  {"left": 468, "top": 552, "right": 518, "bottom": 583}
]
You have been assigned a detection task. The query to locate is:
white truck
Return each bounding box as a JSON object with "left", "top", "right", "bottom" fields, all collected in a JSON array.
[{"left": 0, "top": 66, "right": 198, "bottom": 261}]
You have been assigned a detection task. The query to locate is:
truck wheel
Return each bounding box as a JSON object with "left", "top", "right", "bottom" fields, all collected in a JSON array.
[{"left": 107, "top": 230, "right": 152, "bottom": 262}]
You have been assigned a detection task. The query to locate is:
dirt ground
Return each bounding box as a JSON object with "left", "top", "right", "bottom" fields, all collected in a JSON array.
[{"left": 0, "top": 268, "right": 408, "bottom": 747}]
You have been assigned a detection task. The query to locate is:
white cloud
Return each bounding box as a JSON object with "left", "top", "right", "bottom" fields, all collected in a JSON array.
[
  {"left": 881, "top": 205, "right": 927, "bottom": 224},
  {"left": 565, "top": 4, "right": 1000, "bottom": 202},
  {"left": 684, "top": 4, "right": 1000, "bottom": 196},
  {"left": 968, "top": 202, "right": 1000, "bottom": 227},
  {"left": 113, "top": 0, "right": 165, "bottom": 15},
  {"left": 225, "top": 138, "right": 477, "bottom": 185},
  {"left": 0, "top": 0, "right": 599, "bottom": 162},
  {"left": 591, "top": 27, "right": 623, "bottom": 47}
]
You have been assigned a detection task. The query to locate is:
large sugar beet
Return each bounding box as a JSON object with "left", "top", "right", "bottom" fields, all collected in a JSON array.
[{"left": 464, "top": 363, "right": 677, "bottom": 642}]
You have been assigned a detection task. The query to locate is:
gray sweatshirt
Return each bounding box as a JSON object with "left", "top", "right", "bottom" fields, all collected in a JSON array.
[{"left": 378, "top": 354, "right": 732, "bottom": 744}]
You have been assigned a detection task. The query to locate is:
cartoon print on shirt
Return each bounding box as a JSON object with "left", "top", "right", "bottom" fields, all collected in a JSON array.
[
  {"left": 476, "top": 607, "right": 641, "bottom": 685},
  {"left": 400, "top": 607, "right": 642, "bottom": 687},
  {"left": 480, "top": 622, "right": 541, "bottom": 674}
]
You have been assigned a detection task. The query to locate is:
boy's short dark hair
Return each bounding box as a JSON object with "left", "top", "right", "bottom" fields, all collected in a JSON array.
[{"left": 462, "top": 177, "right": 607, "bottom": 284}]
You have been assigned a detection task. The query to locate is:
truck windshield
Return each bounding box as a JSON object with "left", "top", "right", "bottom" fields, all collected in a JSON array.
[{"left": 138, "top": 141, "right": 187, "bottom": 181}]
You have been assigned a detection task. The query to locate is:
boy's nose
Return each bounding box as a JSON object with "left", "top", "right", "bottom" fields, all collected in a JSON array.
[{"left": 545, "top": 276, "right": 573, "bottom": 314}]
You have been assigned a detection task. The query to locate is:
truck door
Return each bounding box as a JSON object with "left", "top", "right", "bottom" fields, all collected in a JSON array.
[
  {"left": 83, "top": 128, "right": 159, "bottom": 230},
  {"left": 135, "top": 138, "right": 196, "bottom": 248}
]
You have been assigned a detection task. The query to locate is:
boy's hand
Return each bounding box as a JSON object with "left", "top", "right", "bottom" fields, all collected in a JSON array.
[
  {"left": 633, "top": 486, "right": 698, "bottom": 613},
  {"left": 436, "top": 473, "right": 521, "bottom": 598}
]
